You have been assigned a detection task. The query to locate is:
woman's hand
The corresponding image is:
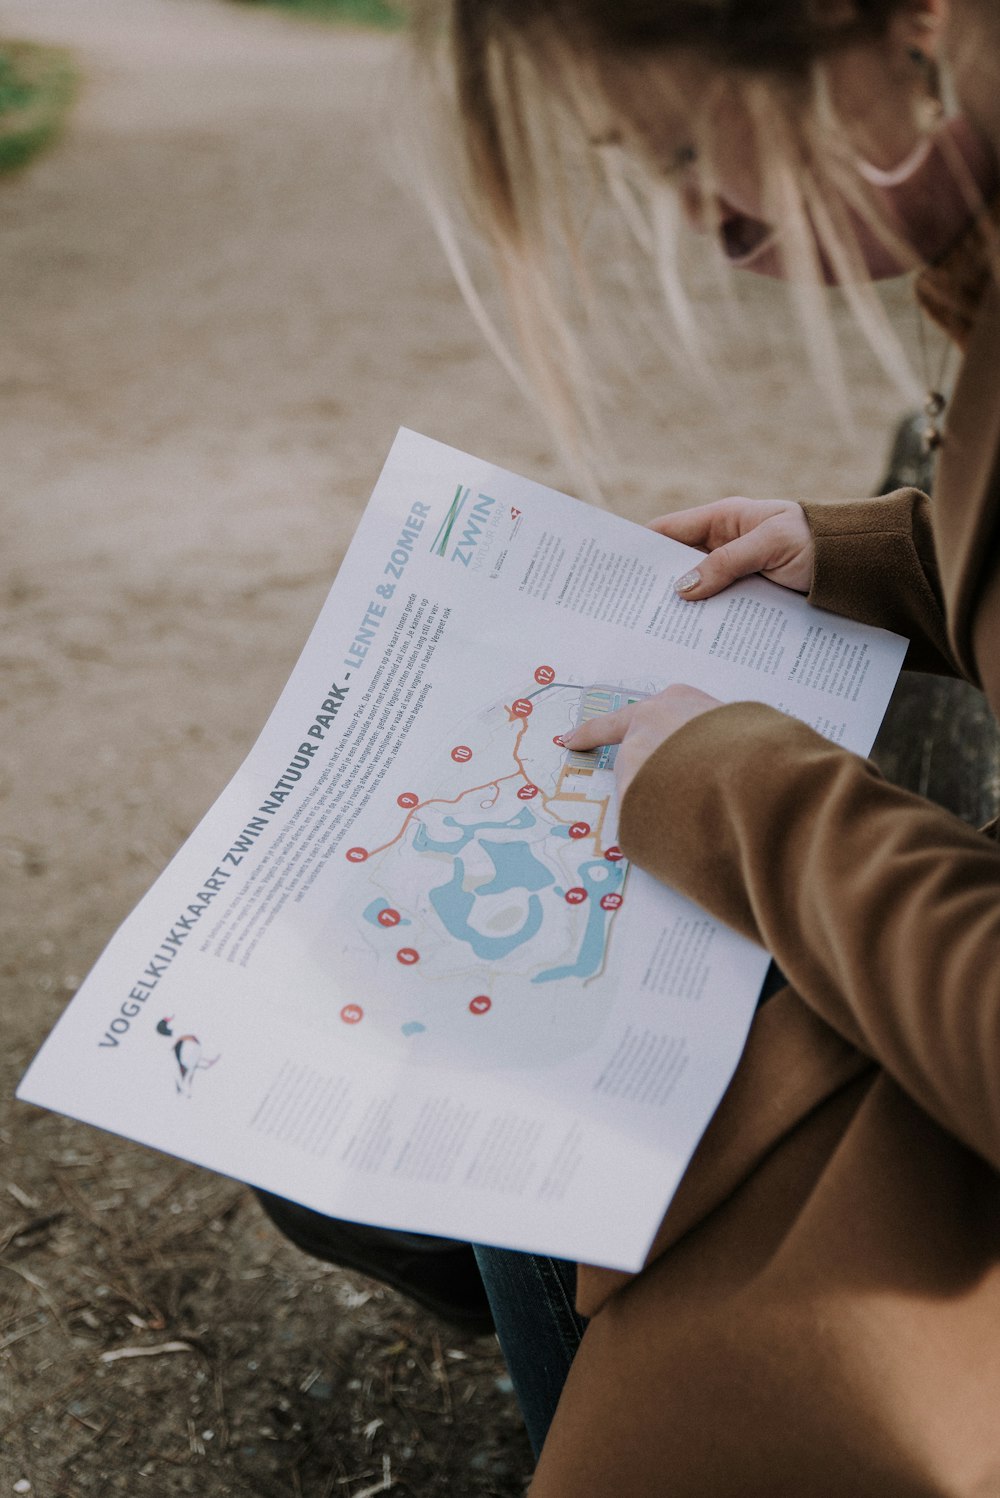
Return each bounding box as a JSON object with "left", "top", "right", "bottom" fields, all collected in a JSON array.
[
  {"left": 562, "top": 684, "right": 721, "bottom": 799},
  {"left": 648, "top": 497, "right": 815, "bottom": 600}
]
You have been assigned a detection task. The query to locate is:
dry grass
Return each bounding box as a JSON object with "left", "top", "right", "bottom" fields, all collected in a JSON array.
[{"left": 1, "top": 1090, "right": 533, "bottom": 1497}]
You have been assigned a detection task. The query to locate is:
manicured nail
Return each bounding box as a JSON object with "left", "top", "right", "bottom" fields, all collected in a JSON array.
[{"left": 675, "top": 570, "right": 700, "bottom": 594}]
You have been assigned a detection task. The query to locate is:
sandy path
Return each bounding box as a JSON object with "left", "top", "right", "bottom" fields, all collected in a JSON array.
[
  {"left": 0, "top": 3, "right": 922, "bottom": 1491},
  {"left": 1, "top": 0, "right": 918, "bottom": 1063},
  {"left": 1, "top": 0, "right": 915, "bottom": 1017}
]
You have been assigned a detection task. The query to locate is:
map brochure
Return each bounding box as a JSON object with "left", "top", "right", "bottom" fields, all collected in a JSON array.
[{"left": 18, "top": 429, "right": 909, "bottom": 1272}]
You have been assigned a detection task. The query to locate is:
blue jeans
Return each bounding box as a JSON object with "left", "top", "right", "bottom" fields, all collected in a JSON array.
[
  {"left": 474, "top": 962, "right": 787, "bottom": 1457},
  {"left": 473, "top": 1245, "right": 585, "bottom": 1458}
]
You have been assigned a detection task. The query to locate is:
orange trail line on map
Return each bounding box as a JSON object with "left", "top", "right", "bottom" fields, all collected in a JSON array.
[
  {"left": 509, "top": 706, "right": 609, "bottom": 855},
  {"left": 364, "top": 691, "right": 612, "bottom": 861},
  {"left": 363, "top": 768, "right": 525, "bottom": 859},
  {"left": 365, "top": 717, "right": 535, "bottom": 860}
]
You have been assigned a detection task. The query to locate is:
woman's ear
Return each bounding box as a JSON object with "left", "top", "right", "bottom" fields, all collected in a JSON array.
[{"left": 901, "top": 0, "right": 950, "bottom": 61}]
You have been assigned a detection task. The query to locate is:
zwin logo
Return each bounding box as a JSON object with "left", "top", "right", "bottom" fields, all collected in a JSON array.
[{"left": 430, "top": 484, "right": 496, "bottom": 566}]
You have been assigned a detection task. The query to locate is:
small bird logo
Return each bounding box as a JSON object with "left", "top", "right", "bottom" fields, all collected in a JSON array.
[{"left": 156, "top": 1017, "right": 220, "bottom": 1096}]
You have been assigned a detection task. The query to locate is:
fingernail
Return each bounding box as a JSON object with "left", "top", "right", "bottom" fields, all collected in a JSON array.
[{"left": 675, "top": 570, "right": 700, "bottom": 594}]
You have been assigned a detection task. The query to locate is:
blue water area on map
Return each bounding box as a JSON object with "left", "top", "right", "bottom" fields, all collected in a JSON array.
[
  {"left": 363, "top": 898, "right": 411, "bottom": 928},
  {"left": 401, "top": 1021, "right": 426, "bottom": 1036},
  {"left": 476, "top": 838, "right": 555, "bottom": 895},
  {"left": 412, "top": 806, "right": 536, "bottom": 855},
  {"left": 533, "top": 858, "right": 626, "bottom": 984},
  {"left": 406, "top": 803, "right": 625, "bottom": 979},
  {"left": 430, "top": 857, "right": 545, "bottom": 958}
]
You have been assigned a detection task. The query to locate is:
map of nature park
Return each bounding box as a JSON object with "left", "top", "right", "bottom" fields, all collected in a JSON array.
[
  {"left": 325, "top": 671, "right": 650, "bottom": 1062},
  {"left": 17, "top": 432, "right": 906, "bottom": 1274}
]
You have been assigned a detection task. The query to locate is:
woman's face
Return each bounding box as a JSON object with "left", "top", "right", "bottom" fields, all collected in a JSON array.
[{"left": 593, "top": 23, "right": 999, "bottom": 283}]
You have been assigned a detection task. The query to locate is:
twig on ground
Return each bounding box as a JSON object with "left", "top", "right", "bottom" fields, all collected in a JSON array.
[
  {"left": 99, "top": 1340, "right": 196, "bottom": 1364},
  {"left": 0, "top": 1316, "right": 48, "bottom": 1352},
  {"left": 352, "top": 1455, "right": 395, "bottom": 1498},
  {"left": 0, "top": 1257, "right": 71, "bottom": 1338},
  {"left": 430, "top": 1329, "right": 453, "bottom": 1418},
  {"left": 0, "top": 1208, "right": 68, "bottom": 1254},
  {"left": 212, "top": 1360, "right": 231, "bottom": 1452},
  {"left": 6, "top": 1181, "right": 40, "bottom": 1210}
]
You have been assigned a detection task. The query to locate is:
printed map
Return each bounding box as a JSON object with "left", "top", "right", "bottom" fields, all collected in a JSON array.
[{"left": 324, "top": 671, "right": 650, "bottom": 1063}]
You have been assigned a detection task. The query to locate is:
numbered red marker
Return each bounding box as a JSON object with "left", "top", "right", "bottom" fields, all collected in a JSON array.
[
  {"left": 469, "top": 995, "right": 492, "bottom": 1016},
  {"left": 534, "top": 665, "right": 556, "bottom": 685},
  {"left": 601, "top": 892, "right": 623, "bottom": 911},
  {"left": 396, "top": 947, "right": 420, "bottom": 966},
  {"left": 397, "top": 791, "right": 419, "bottom": 810},
  {"left": 340, "top": 1004, "right": 363, "bottom": 1025},
  {"left": 565, "top": 887, "right": 588, "bottom": 905},
  {"left": 377, "top": 907, "right": 401, "bottom": 928},
  {"left": 569, "top": 822, "right": 591, "bottom": 839},
  {"left": 604, "top": 845, "right": 624, "bottom": 862},
  {"left": 511, "top": 698, "right": 533, "bottom": 718},
  {"left": 346, "top": 847, "right": 368, "bottom": 863},
  {"left": 553, "top": 734, "right": 566, "bottom": 748},
  {"left": 517, "top": 783, "right": 539, "bottom": 801},
  {"left": 451, "top": 745, "right": 473, "bottom": 763}
]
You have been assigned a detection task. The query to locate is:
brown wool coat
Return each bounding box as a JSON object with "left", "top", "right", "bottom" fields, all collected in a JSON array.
[{"left": 529, "top": 288, "right": 1000, "bottom": 1498}]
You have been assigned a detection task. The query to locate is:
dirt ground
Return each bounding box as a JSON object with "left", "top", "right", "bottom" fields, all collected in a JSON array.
[{"left": 1, "top": 2, "right": 933, "bottom": 1494}]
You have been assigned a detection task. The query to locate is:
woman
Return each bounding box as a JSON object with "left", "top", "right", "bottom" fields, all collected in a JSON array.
[{"left": 411, "top": 1, "right": 1000, "bottom": 1493}]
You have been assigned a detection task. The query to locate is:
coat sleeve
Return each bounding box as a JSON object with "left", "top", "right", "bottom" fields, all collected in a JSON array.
[
  {"left": 802, "top": 489, "right": 962, "bottom": 676},
  {"left": 619, "top": 701, "right": 1000, "bottom": 1172}
]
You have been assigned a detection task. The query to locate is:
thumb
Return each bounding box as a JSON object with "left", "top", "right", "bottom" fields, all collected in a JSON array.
[{"left": 674, "top": 530, "right": 775, "bottom": 600}]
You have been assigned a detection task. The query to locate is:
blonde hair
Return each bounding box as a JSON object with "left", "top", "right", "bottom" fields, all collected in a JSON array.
[{"left": 407, "top": 0, "right": 989, "bottom": 491}]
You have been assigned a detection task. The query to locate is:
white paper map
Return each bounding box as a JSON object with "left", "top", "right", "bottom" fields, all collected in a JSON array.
[
  {"left": 310, "top": 677, "right": 642, "bottom": 1068},
  {"left": 18, "top": 430, "right": 908, "bottom": 1271}
]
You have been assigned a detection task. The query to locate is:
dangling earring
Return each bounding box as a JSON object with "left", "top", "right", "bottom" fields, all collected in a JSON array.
[
  {"left": 908, "top": 28, "right": 957, "bottom": 454},
  {"left": 856, "top": 37, "right": 947, "bottom": 189},
  {"left": 907, "top": 45, "right": 945, "bottom": 133},
  {"left": 915, "top": 303, "right": 954, "bottom": 454}
]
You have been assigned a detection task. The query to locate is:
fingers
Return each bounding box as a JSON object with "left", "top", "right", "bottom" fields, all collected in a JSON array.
[
  {"left": 673, "top": 528, "right": 780, "bottom": 600},
  {"left": 562, "top": 706, "right": 633, "bottom": 751},
  {"left": 647, "top": 500, "right": 738, "bottom": 548}
]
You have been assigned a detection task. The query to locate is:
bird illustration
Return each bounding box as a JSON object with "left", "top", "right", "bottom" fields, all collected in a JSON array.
[{"left": 156, "top": 1017, "right": 220, "bottom": 1096}]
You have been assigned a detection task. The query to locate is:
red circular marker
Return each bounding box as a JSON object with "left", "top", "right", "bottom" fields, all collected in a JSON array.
[
  {"left": 569, "top": 822, "right": 591, "bottom": 839},
  {"left": 604, "top": 845, "right": 624, "bottom": 862},
  {"left": 552, "top": 734, "right": 566, "bottom": 748},
  {"left": 511, "top": 698, "right": 533, "bottom": 718},
  {"left": 601, "top": 892, "right": 623, "bottom": 911},
  {"left": 517, "top": 783, "right": 539, "bottom": 800},
  {"left": 377, "top": 907, "right": 401, "bottom": 928},
  {"left": 397, "top": 791, "right": 419, "bottom": 810},
  {"left": 396, "top": 947, "right": 420, "bottom": 965},
  {"left": 346, "top": 847, "right": 368, "bottom": 863},
  {"left": 565, "top": 887, "right": 588, "bottom": 905},
  {"left": 534, "top": 665, "right": 556, "bottom": 685},
  {"left": 469, "top": 995, "right": 492, "bottom": 1016},
  {"left": 451, "top": 745, "right": 473, "bottom": 763},
  {"left": 340, "top": 1003, "right": 363, "bottom": 1025}
]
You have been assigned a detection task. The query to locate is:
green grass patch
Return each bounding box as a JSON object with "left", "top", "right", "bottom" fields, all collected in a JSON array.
[
  {"left": 0, "top": 42, "right": 76, "bottom": 176},
  {"left": 233, "top": 0, "right": 403, "bottom": 28}
]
